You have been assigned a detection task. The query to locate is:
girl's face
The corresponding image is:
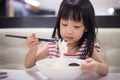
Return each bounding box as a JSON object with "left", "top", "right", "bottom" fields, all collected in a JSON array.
[{"left": 60, "top": 19, "right": 86, "bottom": 44}]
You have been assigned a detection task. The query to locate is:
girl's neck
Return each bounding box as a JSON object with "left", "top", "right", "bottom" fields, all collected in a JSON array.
[{"left": 67, "top": 42, "right": 79, "bottom": 54}]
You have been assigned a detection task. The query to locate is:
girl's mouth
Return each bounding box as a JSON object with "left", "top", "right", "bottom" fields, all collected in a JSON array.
[{"left": 64, "top": 37, "right": 74, "bottom": 41}]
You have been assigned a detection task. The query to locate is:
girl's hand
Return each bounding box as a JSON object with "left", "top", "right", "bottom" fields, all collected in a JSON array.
[
  {"left": 81, "top": 58, "right": 98, "bottom": 74},
  {"left": 26, "top": 33, "right": 41, "bottom": 50}
]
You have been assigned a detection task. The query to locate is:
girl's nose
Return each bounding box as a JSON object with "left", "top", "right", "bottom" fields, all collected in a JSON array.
[{"left": 66, "top": 27, "right": 73, "bottom": 34}]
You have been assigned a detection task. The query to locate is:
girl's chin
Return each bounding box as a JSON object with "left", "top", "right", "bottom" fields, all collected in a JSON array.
[
  {"left": 66, "top": 40, "right": 78, "bottom": 44},
  {"left": 66, "top": 40, "right": 74, "bottom": 44},
  {"left": 64, "top": 39, "right": 72, "bottom": 42}
]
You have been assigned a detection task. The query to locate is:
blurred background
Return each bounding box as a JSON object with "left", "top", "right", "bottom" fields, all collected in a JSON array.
[{"left": 0, "top": 0, "right": 120, "bottom": 17}]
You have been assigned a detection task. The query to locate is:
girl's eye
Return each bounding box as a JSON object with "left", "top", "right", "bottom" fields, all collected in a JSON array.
[
  {"left": 62, "top": 23, "right": 67, "bottom": 26},
  {"left": 74, "top": 26, "right": 81, "bottom": 28}
]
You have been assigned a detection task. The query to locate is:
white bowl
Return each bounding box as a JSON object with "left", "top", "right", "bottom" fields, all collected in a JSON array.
[{"left": 36, "top": 58, "right": 84, "bottom": 80}]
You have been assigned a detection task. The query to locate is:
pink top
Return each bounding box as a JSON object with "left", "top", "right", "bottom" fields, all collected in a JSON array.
[{"left": 48, "top": 40, "right": 100, "bottom": 59}]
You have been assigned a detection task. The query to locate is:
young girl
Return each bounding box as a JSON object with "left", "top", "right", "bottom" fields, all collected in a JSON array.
[{"left": 24, "top": 0, "right": 109, "bottom": 75}]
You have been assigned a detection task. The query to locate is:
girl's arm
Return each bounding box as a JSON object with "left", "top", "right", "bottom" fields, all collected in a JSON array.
[
  {"left": 24, "top": 33, "right": 49, "bottom": 68},
  {"left": 92, "top": 48, "right": 109, "bottom": 75},
  {"left": 82, "top": 48, "right": 109, "bottom": 75},
  {"left": 24, "top": 44, "right": 49, "bottom": 68}
]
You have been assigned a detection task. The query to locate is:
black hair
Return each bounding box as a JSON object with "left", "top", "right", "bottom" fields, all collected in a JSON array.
[{"left": 52, "top": 0, "right": 98, "bottom": 59}]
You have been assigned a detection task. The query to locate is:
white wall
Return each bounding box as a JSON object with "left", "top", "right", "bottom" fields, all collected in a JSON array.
[{"left": 90, "top": 0, "right": 120, "bottom": 15}]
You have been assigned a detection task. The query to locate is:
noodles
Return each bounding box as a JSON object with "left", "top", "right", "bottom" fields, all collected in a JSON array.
[
  {"left": 57, "top": 40, "right": 68, "bottom": 67},
  {"left": 46, "top": 40, "right": 68, "bottom": 68}
]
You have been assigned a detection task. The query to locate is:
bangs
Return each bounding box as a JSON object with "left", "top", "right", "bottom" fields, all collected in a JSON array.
[{"left": 60, "top": 4, "right": 82, "bottom": 21}]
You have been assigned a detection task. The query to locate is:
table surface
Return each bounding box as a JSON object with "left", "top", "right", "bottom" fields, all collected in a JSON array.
[{"left": 0, "top": 69, "right": 120, "bottom": 80}]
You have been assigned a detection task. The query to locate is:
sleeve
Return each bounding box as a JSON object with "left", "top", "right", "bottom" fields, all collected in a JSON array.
[{"left": 94, "top": 42, "right": 101, "bottom": 52}]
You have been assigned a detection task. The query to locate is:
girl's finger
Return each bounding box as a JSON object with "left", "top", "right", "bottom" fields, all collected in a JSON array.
[
  {"left": 30, "top": 42, "right": 40, "bottom": 46},
  {"left": 85, "top": 58, "right": 93, "bottom": 63},
  {"left": 32, "top": 33, "right": 36, "bottom": 39},
  {"left": 32, "top": 33, "right": 40, "bottom": 42},
  {"left": 81, "top": 61, "right": 88, "bottom": 69}
]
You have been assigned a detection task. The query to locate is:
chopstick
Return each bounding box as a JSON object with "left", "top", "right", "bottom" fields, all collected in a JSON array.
[{"left": 5, "top": 34, "right": 58, "bottom": 42}]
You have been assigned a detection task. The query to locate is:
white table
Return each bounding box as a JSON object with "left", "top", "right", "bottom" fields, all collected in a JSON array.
[
  {"left": 0, "top": 69, "right": 120, "bottom": 80},
  {"left": 0, "top": 69, "right": 48, "bottom": 80}
]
